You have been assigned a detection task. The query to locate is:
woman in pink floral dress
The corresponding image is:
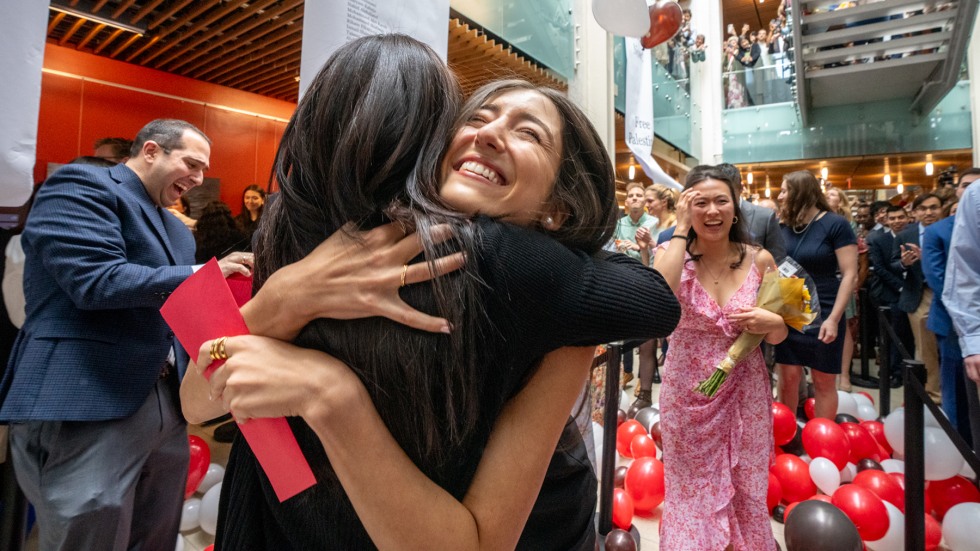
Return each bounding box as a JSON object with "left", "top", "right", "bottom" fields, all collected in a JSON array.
[{"left": 651, "top": 166, "right": 788, "bottom": 550}]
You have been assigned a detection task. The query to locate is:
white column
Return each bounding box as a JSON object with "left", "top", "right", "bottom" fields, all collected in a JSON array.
[
  {"left": 689, "top": 0, "right": 724, "bottom": 165},
  {"left": 0, "top": 0, "right": 48, "bottom": 206},
  {"left": 969, "top": 12, "right": 980, "bottom": 167},
  {"left": 568, "top": 0, "right": 616, "bottom": 160}
]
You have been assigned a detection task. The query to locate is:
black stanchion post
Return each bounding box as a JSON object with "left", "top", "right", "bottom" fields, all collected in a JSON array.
[
  {"left": 904, "top": 359, "right": 926, "bottom": 551},
  {"left": 851, "top": 287, "right": 878, "bottom": 388},
  {"left": 598, "top": 342, "right": 623, "bottom": 537},
  {"left": 877, "top": 306, "right": 892, "bottom": 415}
]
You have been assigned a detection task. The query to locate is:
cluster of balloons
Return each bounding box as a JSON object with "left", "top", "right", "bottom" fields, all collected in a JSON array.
[
  {"left": 769, "top": 392, "right": 980, "bottom": 551},
  {"left": 179, "top": 436, "right": 226, "bottom": 537},
  {"left": 593, "top": 404, "right": 666, "bottom": 550}
]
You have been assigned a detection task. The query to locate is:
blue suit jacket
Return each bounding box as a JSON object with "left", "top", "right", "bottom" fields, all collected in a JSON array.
[
  {"left": 0, "top": 164, "right": 195, "bottom": 422},
  {"left": 921, "top": 216, "right": 954, "bottom": 337}
]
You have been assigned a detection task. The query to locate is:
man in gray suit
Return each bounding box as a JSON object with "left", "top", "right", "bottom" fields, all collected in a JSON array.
[{"left": 0, "top": 119, "right": 252, "bottom": 551}]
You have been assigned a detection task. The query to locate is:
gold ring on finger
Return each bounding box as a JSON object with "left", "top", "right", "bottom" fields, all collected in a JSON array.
[{"left": 400, "top": 264, "right": 409, "bottom": 288}]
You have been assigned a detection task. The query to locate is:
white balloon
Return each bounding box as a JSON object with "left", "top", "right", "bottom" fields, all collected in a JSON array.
[
  {"left": 866, "top": 501, "right": 904, "bottom": 551},
  {"left": 881, "top": 459, "right": 905, "bottom": 474},
  {"left": 851, "top": 392, "right": 874, "bottom": 410},
  {"left": 943, "top": 502, "right": 980, "bottom": 551},
  {"left": 809, "top": 457, "right": 841, "bottom": 495},
  {"left": 199, "top": 482, "right": 222, "bottom": 536},
  {"left": 924, "top": 405, "right": 944, "bottom": 428},
  {"left": 175, "top": 534, "right": 185, "bottom": 551},
  {"left": 883, "top": 408, "right": 905, "bottom": 455},
  {"left": 840, "top": 462, "right": 858, "bottom": 483},
  {"left": 960, "top": 460, "right": 977, "bottom": 481},
  {"left": 179, "top": 498, "right": 201, "bottom": 532},
  {"left": 800, "top": 454, "right": 812, "bottom": 464},
  {"left": 620, "top": 390, "right": 630, "bottom": 411},
  {"left": 837, "top": 391, "right": 859, "bottom": 417},
  {"left": 924, "top": 426, "right": 965, "bottom": 481},
  {"left": 857, "top": 403, "right": 879, "bottom": 422},
  {"left": 591, "top": 0, "right": 651, "bottom": 38},
  {"left": 197, "top": 463, "right": 225, "bottom": 496}
]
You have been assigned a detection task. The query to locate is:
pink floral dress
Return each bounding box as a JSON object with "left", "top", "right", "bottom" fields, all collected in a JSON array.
[{"left": 659, "top": 251, "right": 775, "bottom": 551}]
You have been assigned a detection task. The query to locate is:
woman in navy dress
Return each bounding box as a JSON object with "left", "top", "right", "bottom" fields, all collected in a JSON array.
[{"left": 775, "top": 171, "right": 858, "bottom": 419}]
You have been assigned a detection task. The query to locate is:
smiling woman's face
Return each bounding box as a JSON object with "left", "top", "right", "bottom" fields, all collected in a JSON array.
[
  {"left": 690, "top": 178, "right": 736, "bottom": 241},
  {"left": 439, "top": 89, "right": 563, "bottom": 226}
]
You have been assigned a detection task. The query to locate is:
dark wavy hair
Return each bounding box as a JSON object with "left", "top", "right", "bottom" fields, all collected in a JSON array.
[
  {"left": 679, "top": 166, "right": 754, "bottom": 269},
  {"left": 780, "top": 170, "right": 831, "bottom": 227},
  {"left": 194, "top": 202, "right": 243, "bottom": 263},
  {"left": 237, "top": 184, "right": 266, "bottom": 220},
  {"left": 253, "top": 37, "right": 618, "bottom": 510}
]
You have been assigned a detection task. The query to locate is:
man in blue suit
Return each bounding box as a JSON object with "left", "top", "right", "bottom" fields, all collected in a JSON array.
[
  {"left": 922, "top": 169, "right": 980, "bottom": 443},
  {"left": 892, "top": 193, "right": 945, "bottom": 403},
  {"left": 867, "top": 205, "right": 914, "bottom": 387},
  {"left": 0, "top": 119, "right": 252, "bottom": 551}
]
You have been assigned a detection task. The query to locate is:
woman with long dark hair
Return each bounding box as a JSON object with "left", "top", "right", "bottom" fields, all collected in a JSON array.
[
  {"left": 182, "top": 35, "right": 678, "bottom": 550},
  {"left": 653, "top": 166, "right": 786, "bottom": 550},
  {"left": 234, "top": 184, "right": 266, "bottom": 248},
  {"left": 776, "top": 171, "right": 858, "bottom": 419}
]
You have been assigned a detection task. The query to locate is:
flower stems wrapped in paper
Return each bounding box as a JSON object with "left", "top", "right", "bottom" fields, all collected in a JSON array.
[{"left": 695, "top": 258, "right": 819, "bottom": 397}]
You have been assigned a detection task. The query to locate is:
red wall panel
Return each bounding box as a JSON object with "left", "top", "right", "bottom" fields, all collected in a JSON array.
[{"left": 36, "top": 45, "right": 296, "bottom": 212}]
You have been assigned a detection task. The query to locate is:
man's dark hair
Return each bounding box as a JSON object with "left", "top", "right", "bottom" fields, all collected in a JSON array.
[
  {"left": 958, "top": 168, "right": 980, "bottom": 185},
  {"left": 93, "top": 137, "right": 133, "bottom": 160},
  {"left": 886, "top": 204, "right": 906, "bottom": 215},
  {"left": 911, "top": 192, "right": 942, "bottom": 210},
  {"left": 716, "top": 163, "right": 743, "bottom": 188},
  {"left": 130, "top": 119, "right": 210, "bottom": 158},
  {"left": 870, "top": 200, "right": 891, "bottom": 215}
]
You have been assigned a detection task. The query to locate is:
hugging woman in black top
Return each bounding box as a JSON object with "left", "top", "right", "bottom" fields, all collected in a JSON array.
[{"left": 182, "top": 34, "right": 679, "bottom": 550}]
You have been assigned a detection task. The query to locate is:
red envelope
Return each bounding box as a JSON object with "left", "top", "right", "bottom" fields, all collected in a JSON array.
[{"left": 161, "top": 259, "right": 316, "bottom": 501}]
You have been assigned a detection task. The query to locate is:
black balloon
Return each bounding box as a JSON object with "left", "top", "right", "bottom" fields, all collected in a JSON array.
[
  {"left": 856, "top": 458, "right": 883, "bottom": 472},
  {"left": 614, "top": 465, "right": 629, "bottom": 489},
  {"left": 784, "top": 500, "right": 862, "bottom": 551},
  {"left": 772, "top": 504, "right": 787, "bottom": 524},
  {"left": 835, "top": 413, "right": 860, "bottom": 424},
  {"left": 633, "top": 407, "right": 660, "bottom": 432},
  {"left": 781, "top": 426, "right": 806, "bottom": 456},
  {"left": 604, "top": 529, "right": 637, "bottom": 551},
  {"left": 617, "top": 409, "right": 627, "bottom": 427}
]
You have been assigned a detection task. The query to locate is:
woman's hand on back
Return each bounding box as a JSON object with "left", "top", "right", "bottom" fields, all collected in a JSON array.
[{"left": 242, "top": 223, "right": 466, "bottom": 340}]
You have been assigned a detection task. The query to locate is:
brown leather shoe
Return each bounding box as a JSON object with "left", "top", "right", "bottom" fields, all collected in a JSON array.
[{"left": 621, "top": 372, "right": 634, "bottom": 389}]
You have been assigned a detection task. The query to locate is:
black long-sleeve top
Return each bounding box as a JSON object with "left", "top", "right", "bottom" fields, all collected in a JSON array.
[{"left": 215, "top": 217, "right": 681, "bottom": 550}]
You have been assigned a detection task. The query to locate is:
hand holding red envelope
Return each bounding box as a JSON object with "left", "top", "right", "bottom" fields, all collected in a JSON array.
[{"left": 161, "top": 259, "right": 316, "bottom": 501}]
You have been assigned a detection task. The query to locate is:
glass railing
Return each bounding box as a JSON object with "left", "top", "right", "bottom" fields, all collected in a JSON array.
[{"left": 722, "top": 58, "right": 795, "bottom": 109}]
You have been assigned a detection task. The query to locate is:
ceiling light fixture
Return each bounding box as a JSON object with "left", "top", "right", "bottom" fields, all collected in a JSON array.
[
  {"left": 747, "top": 171, "right": 753, "bottom": 185},
  {"left": 925, "top": 153, "right": 934, "bottom": 176},
  {"left": 628, "top": 156, "right": 636, "bottom": 181},
  {"left": 820, "top": 166, "right": 828, "bottom": 180},
  {"left": 883, "top": 158, "right": 890, "bottom": 186},
  {"left": 49, "top": 2, "right": 146, "bottom": 35}
]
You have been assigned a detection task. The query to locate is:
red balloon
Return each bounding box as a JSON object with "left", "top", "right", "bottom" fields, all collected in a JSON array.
[
  {"left": 860, "top": 420, "right": 891, "bottom": 456},
  {"left": 853, "top": 469, "right": 905, "bottom": 513},
  {"left": 771, "top": 454, "right": 817, "bottom": 503},
  {"left": 186, "top": 435, "right": 211, "bottom": 499},
  {"left": 783, "top": 500, "right": 800, "bottom": 522},
  {"left": 926, "top": 475, "right": 980, "bottom": 520},
  {"left": 767, "top": 472, "right": 783, "bottom": 513},
  {"left": 840, "top": 422, "right": 880, "bottom": 464},
  {"left": 804, "top": 397, "right": 816, "bottom": 420},
  {"left": 203, "top": 546, "right": 214, "bottom": 551},
  {"left": 889, "top": 472, "right": 905, "bottom": 490},
  {"left": 783, "top": 495, "right": 832, "bottom": 522},
  {"left": 612, "top": 488, "right": 635, "bottom": 530},
  {"left": 802, "top": 418, "right": 851, "bottom": 470},
  {"left": 924, "top": 513, "right": 942, "bottom": 551},
  {"left": 624, "top": 456, "right": 665, "bottom": 513},
  {"left": 630, "top": 434, "right": 658, "bottom": 459},
  {"left": 616, "top": 420, "right": 647, "bottom": 458},
  {"left": 640, "top": 1, "right": 683, "bottom": 49},
  {"left": 772, "top": 402, "right": 798, "bottom": 446},
  {"left": 831, "top": 484, "right": 889, "bottom": 541}
]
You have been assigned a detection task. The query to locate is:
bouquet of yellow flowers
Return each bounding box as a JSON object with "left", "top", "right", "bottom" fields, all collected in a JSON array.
[{"left": 695, "top": 258, "right": 819, "bottom": 397}]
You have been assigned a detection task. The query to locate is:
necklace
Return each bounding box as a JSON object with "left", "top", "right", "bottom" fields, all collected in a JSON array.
[
  {"left": 793, "top": 211, "right": 820, "bottom": 234},
  {"left": 699, "top": 259, "right": 729, "bottom": 285}
]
